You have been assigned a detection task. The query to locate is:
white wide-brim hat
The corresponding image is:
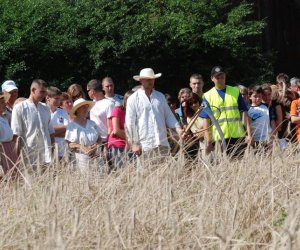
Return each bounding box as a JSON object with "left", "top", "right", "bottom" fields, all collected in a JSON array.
[
  {"left": 133, "top": 68, "right": 162, "bottom": 81},
  {"left": 70, "top": 98, "right": 95, "bottom": 116}
]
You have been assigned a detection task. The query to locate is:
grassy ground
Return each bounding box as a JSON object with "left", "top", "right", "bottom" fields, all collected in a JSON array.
[{"left": 0, "top": 145, "right": 300, "bottom": 249}]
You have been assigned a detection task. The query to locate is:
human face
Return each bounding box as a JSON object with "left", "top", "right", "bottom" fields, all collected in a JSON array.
[
  {"left": 180, "top": 92, "right": 191, "bottom": 103},
  {"left": 262, "top": 89, "right": 272, "bottom": 104},
  {"left": 190, "top": 78, "right": 204, "bottom": 94},
  {"left": 168, "top": 102, "right": 177, "bottom": 113},
  {"left": 102, "top": 80, "right": 114, "bottom": 97},
  {"left": 250, "top": 92, "right": 262, "bottom": 106},
  {"left": 61, "top": 98, "right": 73, "bottom": 114},
  {"left": 47, "top": 95, "right": 62, "bottom": 108},
  {"left": 75, "top": 104, "right": 89, "bottom": 117},
  {"left": 240, "top": 91, "right": 249, "bottom": 103},
  {"left": 0, "top": 98, "right": 6, "bottom": 114},
  {"left": 72, "top": 91, "right": 82, "bottom": 101},
  {"left": 33, "top": 85, "right": 47, "bottom": 102},
  {"left": 7, "top": 89, "right": 18, "bottom": 105},
  {"left": 140, "top": 78, "right": 155, "bottom": 91},
  {"left": 211, "top": 73, "right": 226, "bottom": 87},
  {"left": 87, "top": 87, "right": 94, "bottom": 100}
]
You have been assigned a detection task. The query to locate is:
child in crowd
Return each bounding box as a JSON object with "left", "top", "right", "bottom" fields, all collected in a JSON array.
[
  {"left": 261, "top": 83, "right": 283, "bottom": 137},
  {"left": 248, "top": 86, "right": 272, "bottom": 146},
  {"left": 107, "top": 90, "right": 133, "bottom": 169},
  {"left": 46, "top": 87, "right": 69, "bottom": 159},
  {"left": 60, "top": 92, "right": 74, "bottom": 119}
]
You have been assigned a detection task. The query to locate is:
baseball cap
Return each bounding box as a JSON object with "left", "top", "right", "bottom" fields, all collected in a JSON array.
[
  {"left": 1, "top": 80, "right": 18, "bottom": 92},
  {"left": 211, "top": 66, "right": 225, "bottom": 77}
]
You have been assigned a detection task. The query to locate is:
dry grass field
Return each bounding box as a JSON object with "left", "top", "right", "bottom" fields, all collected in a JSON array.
[{"left": 1, "top": 145, "right": 300, "bottom": 249}]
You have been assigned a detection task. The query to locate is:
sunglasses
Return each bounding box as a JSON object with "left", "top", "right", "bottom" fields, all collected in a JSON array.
[{"left": 72, "top": 92, "right": 82, "bottom": 100}]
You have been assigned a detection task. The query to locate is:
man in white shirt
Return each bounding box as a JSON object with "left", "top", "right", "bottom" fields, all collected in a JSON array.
[
  {"left": 126, "top": 68, "right": 182, "bottom": 158},
  {"left": 11, "top": 79, "right": 55, "bottom": 166},
  {"left": 102, "top": 77, "right": 123, "bottom": 107},
  {"left": 87, "top": 79, "right": 114, "bottom": 144}
]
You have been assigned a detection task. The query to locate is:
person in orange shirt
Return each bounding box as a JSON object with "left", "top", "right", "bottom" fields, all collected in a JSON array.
[{"left": 290, "top": 95, "right": 300, "bottom": 148}]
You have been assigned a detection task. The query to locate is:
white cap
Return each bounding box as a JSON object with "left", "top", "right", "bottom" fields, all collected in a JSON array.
[{"left": 1, "top": 80, "right": 18, "bottom": 92}]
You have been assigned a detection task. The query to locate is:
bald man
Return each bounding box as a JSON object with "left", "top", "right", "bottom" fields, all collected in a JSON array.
[{"left": 11, "top": 79, "right": 54, "bottom": 166}]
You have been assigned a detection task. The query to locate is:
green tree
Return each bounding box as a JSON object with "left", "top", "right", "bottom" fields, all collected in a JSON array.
[{"left": 0, "top": 0, "right": 272, "bottom": 96}]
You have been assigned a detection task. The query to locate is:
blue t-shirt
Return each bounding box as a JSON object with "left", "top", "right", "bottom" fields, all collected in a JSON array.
[{"left": 200, "top": 87, "right": 248, "bottom": 119}]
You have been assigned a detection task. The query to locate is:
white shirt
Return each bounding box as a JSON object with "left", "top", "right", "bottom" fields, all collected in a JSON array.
[
  {"left": 50, "top": 108, "right": 69, "bottom": 157},
  {"left": 90, "top": 98, "right": 114, "bottom": 141},
  {"left": 248, "top": 104, "right": 272, "bottom": 141},
  {"left": 125, "top": 89, "right": 180, "bottom": 151},
  {"left": 105, "top": 94, "right": 123, "bottom": 107},
  {"left": 0, "top": 116, "right": 13, "bottom": 142},
  {"left": 65, "top": 119, "right": 102, "bottom": 170},
  {"left": 11, "top": 100, "right": 54, "bottom": 164}
]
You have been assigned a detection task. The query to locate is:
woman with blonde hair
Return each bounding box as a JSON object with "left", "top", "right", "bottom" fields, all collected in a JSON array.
[{"left": 67, "top": 83, "right": 85, "bottom": 101}]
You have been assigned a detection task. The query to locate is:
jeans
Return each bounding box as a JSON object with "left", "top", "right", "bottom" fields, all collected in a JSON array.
[{"left": 108, "top": 147, "right": 126, "bottom": 169}]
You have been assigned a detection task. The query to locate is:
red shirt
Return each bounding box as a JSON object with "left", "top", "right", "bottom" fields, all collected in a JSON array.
[{"left": 108, "top": 107, "right": 126, "bottom": 148}]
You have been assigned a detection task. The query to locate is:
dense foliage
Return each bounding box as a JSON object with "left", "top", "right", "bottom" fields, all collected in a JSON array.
[{"left": 0, "top": 0, "right": 272, "bottom": 96}]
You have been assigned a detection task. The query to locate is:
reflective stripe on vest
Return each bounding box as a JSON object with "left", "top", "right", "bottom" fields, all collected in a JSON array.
[{"left": 204, "top": 86, "right": 246, "bottom": 141}]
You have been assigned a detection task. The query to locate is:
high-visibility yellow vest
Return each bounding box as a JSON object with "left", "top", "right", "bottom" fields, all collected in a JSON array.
[{"left": 204, "top": 85, "right": 245, "bottom": 141}]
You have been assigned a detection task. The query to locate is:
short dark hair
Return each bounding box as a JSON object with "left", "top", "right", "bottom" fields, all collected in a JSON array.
[
  {"left": 87, "top": 79, "right": 102, "bottom": 92},
  {"left": 190, "top": 73, "right": 203, "bottom": 81},
  {"left": 47, "top": 86, "right": 62, "bottom": 97},
  {"left": 31, "top": 79, "right": 48, "bottom": 89},
  {"left": 249, "top": 85, "right": 263, "bottom": 96}
]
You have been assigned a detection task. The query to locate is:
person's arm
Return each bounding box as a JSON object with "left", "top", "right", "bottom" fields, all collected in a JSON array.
[
  {"left": 53, "top": 125, "right": 67, "bottom": 137},
  {"left": 112, "top": 117, "right": 126, "bottom": 139},
  {"left": 125, "top": 96, "right": 142, "bottom": 155},
  {"left": 274, "top": 104, "right": 283, "bottom": 133},
  {"left": 203, "top": 118, "right": 213, "bottom": 154},
  {"left": 243, "top": 112, "right": 253, "bottom": 145}
]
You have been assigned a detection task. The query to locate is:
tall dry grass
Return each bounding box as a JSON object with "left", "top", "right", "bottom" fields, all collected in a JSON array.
[{"left": 0, "top": 144, "right": 300, "bottom": 249}]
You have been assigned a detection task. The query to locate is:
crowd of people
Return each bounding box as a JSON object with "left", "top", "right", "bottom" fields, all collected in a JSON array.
[{"left": 1, "top": 66, "right": 300, "bottom": 175}]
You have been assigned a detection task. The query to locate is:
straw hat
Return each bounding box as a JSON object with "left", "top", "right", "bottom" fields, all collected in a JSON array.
[
  {"left": 133, "top": 68, "right": 162, "bottom": 81},
  {"left": 69, "top": 98, "right": 95, "bottom": 116}
]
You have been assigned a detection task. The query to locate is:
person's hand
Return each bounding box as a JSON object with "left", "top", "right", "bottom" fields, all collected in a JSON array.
[
  {"left": 85, "top": 144, "right": 98, "bottom": 157},
  {"left": 132, "top": 144, "right": 142, "bottom": 156},
  {"left": 205, "top": 141, "right": 213, "bottom": 155},
  {"left": 246, "top": 135, "right": 253, "bottom": 146}
]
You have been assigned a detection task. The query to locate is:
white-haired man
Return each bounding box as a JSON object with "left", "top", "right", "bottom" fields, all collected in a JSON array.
[{"left": 126, "top": 68, "right": 182, "bottom": 160}]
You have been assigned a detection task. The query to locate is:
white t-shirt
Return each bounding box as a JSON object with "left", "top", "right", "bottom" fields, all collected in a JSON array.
[
  {"left": 11, "top": 100, "right": 54, "bottom": 164},
  {"left": 50, "top": 108, "right": 69, "bottom": 157},
  {"left": 65, "top": 119, "right": 102, "bottom": 170},
  {"left": 0, "top": 116, "right": 13, "bottom": 142},
  {"left": 105, "top": 94, "right": 123, "bottom": 107},
  {"left": 248, "top": 104, "right": 272, "bottom": 141},
  {"left": 90, "top": 98, "right": 114, "bottom": 141},
  {"left": 126, "top": 89, "right": 180, "bottom": 151}
]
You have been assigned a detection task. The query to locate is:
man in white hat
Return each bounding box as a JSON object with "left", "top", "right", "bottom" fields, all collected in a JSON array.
[
  {"left": 1, "top": 80, "right": 19, "bottom": 124},
  {"left": 126, "top": 68, "right": 182, "bottom": 160},
  {"left": 11, "top": 79, "right": 55, "bottom": 167}
]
